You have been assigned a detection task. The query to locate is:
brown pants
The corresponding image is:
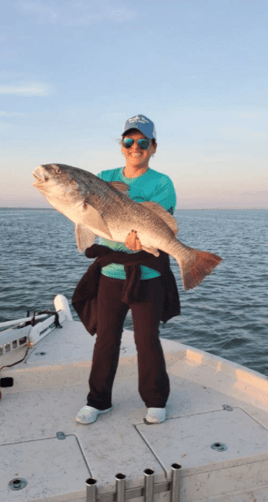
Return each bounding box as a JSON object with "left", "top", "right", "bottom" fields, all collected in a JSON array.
[{"left": 87, "top": 274, "right": 170, "bottom": 410}]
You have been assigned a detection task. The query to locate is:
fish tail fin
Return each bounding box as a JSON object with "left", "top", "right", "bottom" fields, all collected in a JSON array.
[{"left": 173, "top": 243, "right": 222, "bottom": 290}]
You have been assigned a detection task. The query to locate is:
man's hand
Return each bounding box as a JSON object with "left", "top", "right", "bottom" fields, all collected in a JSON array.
[{"left": 125, "top": 230, "right": 142, "bottom": 251}]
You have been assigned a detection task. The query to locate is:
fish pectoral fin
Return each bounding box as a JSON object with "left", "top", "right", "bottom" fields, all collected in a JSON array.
[
  {"left": 75, "top": 224, "right": 96, "bottom": 252},
  {"left": 108, "top": 181, "right": 130, "bottom": 194},
  {"left": 82, "top": 204, "right": 113, "bottom": 240},
  {"left": 142, "top": 245, "right": 160, "bottom": 257},
  {"left": 140, "top": 201, "right": 178, "bottom": 236}
]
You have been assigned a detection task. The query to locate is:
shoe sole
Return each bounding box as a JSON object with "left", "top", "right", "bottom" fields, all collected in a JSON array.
[
  {"left": 143, "top": 417, "right": 166, "bottom": 425},
  {"left": 96, "top": 407, "right": 113, "bottom": 414},
  {"left": 76, "top": 406, "right": 112, "bottom": 425}
]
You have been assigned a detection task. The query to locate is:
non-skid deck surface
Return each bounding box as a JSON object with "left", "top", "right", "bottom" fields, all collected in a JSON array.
[{"left": 1, "top": 320, "right": 268, "bottom": 502}]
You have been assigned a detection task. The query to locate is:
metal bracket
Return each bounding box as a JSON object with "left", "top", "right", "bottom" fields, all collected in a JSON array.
[
  {"left": 56, "top": 431, "right": 66, "bottom": 440},
  {"left": 86, "top": 464, "right": 182, "bottom": 502},
  {"left": 222, "top": 405, "right": 233, "bottom": 411}
]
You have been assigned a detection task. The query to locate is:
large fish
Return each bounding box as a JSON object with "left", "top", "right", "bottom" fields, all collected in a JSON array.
[{"left": 32, "top": 163, "right": 222, "bottom": 289}]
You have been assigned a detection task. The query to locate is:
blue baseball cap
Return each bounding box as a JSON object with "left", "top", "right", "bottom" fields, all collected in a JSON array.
[{"left": 122, "top": 114, "right": 156, "bottom": 140}]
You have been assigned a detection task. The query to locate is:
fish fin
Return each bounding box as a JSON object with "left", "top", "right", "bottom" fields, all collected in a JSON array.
[
  {"left": 173, "top": 241, "right": 222, "bottom": 290},
  {"left": 140, "top": 201, "right": 178, "bottom": 235},
  {"left": 82, "top": 203, "right": 113, "bottom": 240},
  {"left": 109, "top": 181, "right": 130, "bottom": 194},
  {"left": 142, "top": 245, "right": 160, "bottom": 257},
  {"left": 75, "top": 224, "right": 95, "bottom": 252}
]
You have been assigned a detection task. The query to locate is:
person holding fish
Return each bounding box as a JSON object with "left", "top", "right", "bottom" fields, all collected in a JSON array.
[
  {"left": 76, "top": 114, "right": 178, "bottom": 425},
  {"left": 33, "top": 115, "right": 221, "bottom": 425}
]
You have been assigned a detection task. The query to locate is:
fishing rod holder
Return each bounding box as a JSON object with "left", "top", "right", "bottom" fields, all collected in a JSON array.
[{"left": 86, "top": 463, "right": 181, "bottom": 502}]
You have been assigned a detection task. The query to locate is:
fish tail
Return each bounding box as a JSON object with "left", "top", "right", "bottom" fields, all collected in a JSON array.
[{"left": 172, "top": 242, "right": 222, "bottom": 290}]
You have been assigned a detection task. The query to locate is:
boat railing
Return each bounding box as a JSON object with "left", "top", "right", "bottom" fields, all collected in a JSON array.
[
  {"left": 0, "top": 314, "right": 48, "bottom": 330},
  {"left": 86, "top": 464, "right": 181, "bottom": 502},
  {"left": 0, "top": 295, "right": 72, "bottom": 359}
]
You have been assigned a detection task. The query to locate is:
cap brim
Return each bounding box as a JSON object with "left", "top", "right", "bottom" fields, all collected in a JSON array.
[{"left": 122, "top": 127, "right": 152, "bottom": 140}]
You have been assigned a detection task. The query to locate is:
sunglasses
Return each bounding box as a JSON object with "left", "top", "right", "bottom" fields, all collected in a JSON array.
[{"left": 122, "top": 138, "right": 151, "bottom": 150}]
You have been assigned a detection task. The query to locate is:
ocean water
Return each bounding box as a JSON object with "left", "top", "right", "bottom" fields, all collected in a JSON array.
[{"left": 0, "top": 208, "right": 267, "bottom": 376}]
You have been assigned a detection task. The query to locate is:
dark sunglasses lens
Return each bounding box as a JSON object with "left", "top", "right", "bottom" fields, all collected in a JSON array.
[
  {"left": 123, "top": 138, "right": 134, "bottom": 148},
  {"left": 138, "top": 139, "right": 150, "bottom": 150}
]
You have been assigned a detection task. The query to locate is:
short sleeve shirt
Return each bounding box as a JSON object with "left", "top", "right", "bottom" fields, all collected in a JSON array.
[{"left": 97, "top": 167, "right": 176, "bottom": 280}]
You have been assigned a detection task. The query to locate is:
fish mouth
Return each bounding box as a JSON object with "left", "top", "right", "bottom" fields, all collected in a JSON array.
[
  {"left": 32, "top": 165, "right": 49, "bottom": 186},
  {"left": 32, "top": 166, "right": 49, "bottom": 191}
]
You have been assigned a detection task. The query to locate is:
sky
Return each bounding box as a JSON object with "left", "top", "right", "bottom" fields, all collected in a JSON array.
[{"left": 0, "top": 0, "right": 268, "bottom": 209}]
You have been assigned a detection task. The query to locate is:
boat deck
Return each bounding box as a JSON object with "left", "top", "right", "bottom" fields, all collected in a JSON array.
[{"left": 1, "top": 318, "right": 268, "bottom": 502}]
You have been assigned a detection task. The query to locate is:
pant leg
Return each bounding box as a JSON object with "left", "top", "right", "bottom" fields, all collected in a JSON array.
[
  {"left": 130, "top": 277, "right": 170, "bottom": 408},
  {"left": 87, "top": 274, "right": 129, "bottom": 410}
]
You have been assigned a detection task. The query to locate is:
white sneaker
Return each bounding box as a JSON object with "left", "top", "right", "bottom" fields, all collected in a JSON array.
[
  {"left": 75, "top": 405, "right": 112, "bottom": 424},
  {"left": 144, "top": 407, "right": 166, "bottom": 424}
]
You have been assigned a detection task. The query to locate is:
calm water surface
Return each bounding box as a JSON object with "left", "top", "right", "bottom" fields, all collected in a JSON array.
[{"left": 0, "top": 208, "right": 267, "bottom": 375}]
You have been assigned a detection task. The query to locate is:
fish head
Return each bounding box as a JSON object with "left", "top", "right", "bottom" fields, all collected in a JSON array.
[
  {"left": 33, "top": 163, "right": 114, "bottom": 243},
  {"left": 33, "top": 163, "right": 74, "bottom": 190},
  {"left": 32, "top": 164, "right": 84, "bottom": 214}
]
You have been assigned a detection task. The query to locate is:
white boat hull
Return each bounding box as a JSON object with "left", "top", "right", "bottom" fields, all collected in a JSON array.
[{"left": 0, "top": 296, "right": 268, "bottom": 502}]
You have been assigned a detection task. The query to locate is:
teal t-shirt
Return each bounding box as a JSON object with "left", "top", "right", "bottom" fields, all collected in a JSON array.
[{"left": 98, "top": 167, "right": 177, "bottom": 280}]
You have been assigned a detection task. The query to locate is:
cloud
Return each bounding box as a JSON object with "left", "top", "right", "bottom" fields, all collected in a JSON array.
[
  {"left": 202, "top": 156, "right": 224, "bottom": 164},
  {"left": 175, "top": 187, "right": 268, "bottom": 209},
  {"left": 0, "top": 83, "right": 51, "bottom": 96},
  {"left": 239, "top": 190, "right": 268, "bottom": 198},
  {"left": 105, "top": 8, "right": 136, "bottom": 24},
  {"left": 219, "top": 125, "right": 268, "bottom": 142},
  {"left": 0, "top": 122, "right": 10, "bottom": 130},
  {"left": 20, "top": 1, "right": 59, "bottom": 24},
  {"left": 19, "top": 0, "right": 136, "bottom": 26},
  {"left": 238, "top": 112, "right": 256, "bottom": 119},
  {"left": 0, "top": 111, "right": 24, "bottom": 117}
]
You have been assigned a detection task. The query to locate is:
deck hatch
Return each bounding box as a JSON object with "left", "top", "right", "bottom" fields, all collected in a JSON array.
[
  {"left": 1, "top": 435, "right": 91, "bottom": 502},
  {"left": 137, "top": 407, "right": 268, "bottom": 470},
  {"left": 136, "top": 408, "right": 268, "bottom": 501}
]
